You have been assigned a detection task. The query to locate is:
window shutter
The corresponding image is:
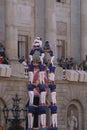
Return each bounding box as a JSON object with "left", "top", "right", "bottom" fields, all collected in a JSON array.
[{"left": 61, "top": 0, "right": 65, "bottom": 3}]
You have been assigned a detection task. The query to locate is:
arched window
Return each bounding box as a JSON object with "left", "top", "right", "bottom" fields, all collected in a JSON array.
[
  {"left": 0, "top": 99, "right": 5, "bottom": 129},
  {"left": 57, "top": 40, "right": 66, "bottom": 59},
  {"left": 67, "top": 100, "right": 83, "bottom": 130},
  {"left": 18, "top": 35, "right": 28, "bottom": 60}
]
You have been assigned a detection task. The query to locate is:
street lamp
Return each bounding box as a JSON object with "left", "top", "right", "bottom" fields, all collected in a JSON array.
[
  {"left": 2, "top": 105, "right": 9, "bottom": 123},
  {"left": 2, "top": 94, "right": 27, "bottom": 129}
]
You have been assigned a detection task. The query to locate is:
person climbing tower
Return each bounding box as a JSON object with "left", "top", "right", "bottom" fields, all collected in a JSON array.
[
  {"left": 38, "top": 82, "right": 47, "bottom": 105},
  {"left": 29, "top": 38, "right": 44, "bottom": 64},
  {"left": 38, "top": 104, "right": 47, "bottom": 128},
  {"left": 38, "top": 62, "right": 46, "bottom": 84},
  {"left": 27, "top": 83, "right": 35, "bottom": 105},
  {"left": 48, "top": 63, "right": 56, "bottom": 82},
  {"left": 43, "top": 41, "right": 54, "bottom": 65},
  {"left": 27, "top": 105, "right": 37, "bottom": 129},
  {"left": 48, "top": 105, "right": 58, "bottom": 128},
  {"left": 28, "top": 61, "right": 34, "bottom": 83},
  {"left": 48, "top": 82, "right": 56, "bottom": 105}
]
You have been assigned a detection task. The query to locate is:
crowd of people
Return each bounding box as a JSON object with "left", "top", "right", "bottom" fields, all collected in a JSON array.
[
  {"left": 0, "top": 43, "right": 9, "bottom": 64},
  {"left": 57, "top": 56, "right": 87, "bottom": 71}
]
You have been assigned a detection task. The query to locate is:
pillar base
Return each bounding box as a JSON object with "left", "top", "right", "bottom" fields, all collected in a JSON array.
[{"left": 10, "top": 59, "right": 25, "bottom": 78}]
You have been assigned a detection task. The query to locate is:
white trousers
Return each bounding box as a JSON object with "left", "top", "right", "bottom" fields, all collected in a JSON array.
[
  {"left": 39, "top": 71, "right": 45, "bottom": 84},
  {"left": 51, "top": 113, "right": 57, "bottom": 127},
  {"left": 40, "top": 114, "right": 46, "bottom": 126},
  {"left": 40, "top": 53, "right": 44, "bottom": 64},
  {"left": 38, "top": 115, "right": 41, "bottom": 127},
  {"left": 40, "top": 91, "right": 46, "bottom": 104},
  {"left": 51, "top": 56, "right": 54, "bottom": 65},
  {"left": 29, "top": 71, "right": 34, "bottom": 83},
  {"left": 28, "top": 113, "right": 34, "bottom": 128},
  {"left": 51, "top": 92, "right": 56, "bottom": 104},
  {"left": 29, "top": 55, "right": 33, "bottom": 62},
  {"left": 28, "top": 91, "right": 34, "bottom": 105},
  {"left": 48, "top": 73, "right": 55, "bottom": 81}
]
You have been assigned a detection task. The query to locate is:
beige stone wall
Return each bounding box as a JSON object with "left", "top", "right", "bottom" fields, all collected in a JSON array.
[
  {"left": 0, "top": 77, "right": 87, "bottom": 130},
  {"left": 0, "top": 77, "right": 28, "bottom": 105},
  {"left": 56, "top": 80, "right": 85, "bottom": 130},
  {"left": 5, "top": 0, "right": 35, "bottom": 60},
  {"left": 34, "top": 0, "right": 45, "bottom": 41},
  {"left": 71, "top": 0, "right": 81, "bottom": 63},
  {"left": 56, "top": 0, "right": 81, "bottom": 63},
  {"left": 0, "top": 77, "right": 28, "bottom": 130},
  {"left": 56, "top": 2, "right": 71, "bottom": 58},
  {"left": 81, "top": 0, "right": 87, "bottom": 61},
  {"left": 17, "top": 0, "right": 35, "bottom": 43},
  {"left": 0, "top": 0, "right": 5, "bottom": 43},
  {"left": 0, "top": 0, "right": 82, "bottom": 63},
  {"left": 45, "top": 0, "right": 57, "bottom": 63},
  {"left": 0, "top": 1, "right": 87, "bottom": 130}
]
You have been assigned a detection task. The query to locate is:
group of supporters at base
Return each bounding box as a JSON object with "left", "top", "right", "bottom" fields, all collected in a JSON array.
[
  {"left": 27, "top": 82, "right": 58, "bottom": 130},
  {"left": 0, "top": 44, "right": 9, "bottom": 64}
]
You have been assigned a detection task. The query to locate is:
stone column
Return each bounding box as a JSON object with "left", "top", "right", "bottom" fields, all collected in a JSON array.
[
  {"left": 5, "top": 0, "right": 24, "bottom": 77},
  {"left": 81, "top": 0, "right": 87, "bottom": 60},
  {"left": 45, "top": 0, "right": 57, "bottom": 64},
  {"left": 34, "top": 0, "right": 45, "bottom": 41},
  {"left": 70, "top": 0, "right": 81, "bottom": 63},
  {"left": 5, "top": 0, "right": 18, "bottom": 61}
]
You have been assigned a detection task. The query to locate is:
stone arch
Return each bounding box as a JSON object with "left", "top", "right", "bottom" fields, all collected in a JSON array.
[
  {"left": 66, "top": 99, "right": 83, "bottom": 130},
  {"left": 0, "top": 97, "right": 6, "bottom": 130}
]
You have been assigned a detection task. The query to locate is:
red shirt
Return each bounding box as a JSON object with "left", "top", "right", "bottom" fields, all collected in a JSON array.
[{"left": 0, "top": 56, "right": 3, "bottom": 64}]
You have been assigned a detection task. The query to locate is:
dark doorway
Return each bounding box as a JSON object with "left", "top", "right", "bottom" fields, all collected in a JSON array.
[{"left": 33, "top": 96, "right": 39, "bottom": 128}]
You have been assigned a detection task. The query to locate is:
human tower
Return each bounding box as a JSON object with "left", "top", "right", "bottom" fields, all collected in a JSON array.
[{"left": 27, "top": 37, "right": 58, "bottom": 130}]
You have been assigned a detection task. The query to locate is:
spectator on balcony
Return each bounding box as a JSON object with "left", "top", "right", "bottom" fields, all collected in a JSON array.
[
  {"left": 73, "top": 63, "right": 78, "bottom": 70},
  {"left": 0, "top": 54, "right": 3, "bottom": 64},
  {"left": 2, "top": 57, "right": 9, "bottom": 64},
  {"left": 0, "top": 44, "right": 5, "bottom": 58},
  {"left": 58, "top": 56, "right": 75, "bottom": 70},
  {"left": 68, "top": 57, "right": 74, "bottom": 69}
]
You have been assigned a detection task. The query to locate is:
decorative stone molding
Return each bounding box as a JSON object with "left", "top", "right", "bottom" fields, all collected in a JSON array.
[
  {"left": 67, "top": 100, "right": 83, "bottom": 130},
  {"left": 56, "top": 21, "right": 67, "bottom": 36}
]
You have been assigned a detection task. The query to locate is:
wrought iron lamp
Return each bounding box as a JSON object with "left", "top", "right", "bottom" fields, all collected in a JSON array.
[
  {"left": 3, "top": 105, "right": 9, "bottom": 123},
  {"left": 3, "top": 94, "right": 27, "bottom": 129}
]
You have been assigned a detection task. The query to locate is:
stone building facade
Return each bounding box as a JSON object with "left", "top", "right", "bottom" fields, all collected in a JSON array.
[
  {"left": 0, "top": 0, "right": 87, "bottom": 130},
  {"left": 0, "top": 0, "right": 87, "bottom": 64}
]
